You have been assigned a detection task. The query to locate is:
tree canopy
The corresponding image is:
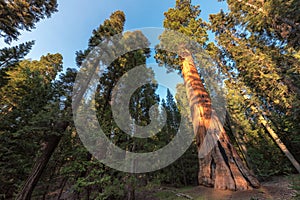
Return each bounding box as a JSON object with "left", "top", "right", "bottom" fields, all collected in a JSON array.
[
  {"left": 0, "top": 0, "right": 58, "bottom": 44},
  {"left": 0, "top": 0, "right": 300, "bottom": 199}
]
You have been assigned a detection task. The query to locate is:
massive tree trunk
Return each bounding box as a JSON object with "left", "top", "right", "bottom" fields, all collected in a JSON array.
[{"left": 180, "top": 50, "right": 260, "bottom": 190}]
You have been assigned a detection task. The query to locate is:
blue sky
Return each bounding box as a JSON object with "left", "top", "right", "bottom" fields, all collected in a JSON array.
[
  {"left": 1, "top": 0, "right": 227, "bottom": 68},
  {"left": 1, "top": 0, "right": 227, "bottom": 98}
]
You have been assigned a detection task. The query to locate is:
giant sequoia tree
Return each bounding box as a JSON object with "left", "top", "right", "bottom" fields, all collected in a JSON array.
[
  {"left": 2, "top": 0, "right": 300, "bottom": 198},
  {"left": 156, "top": 0, "right": 260, "bottom": 190}
]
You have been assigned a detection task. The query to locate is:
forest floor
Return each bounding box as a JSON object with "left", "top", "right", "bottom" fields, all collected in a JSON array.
[{"left": 138, "top": 175, "right": 299, "bottom": 200}]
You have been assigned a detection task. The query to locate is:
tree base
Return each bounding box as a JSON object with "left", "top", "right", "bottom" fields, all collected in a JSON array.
[{"left": 198, "top": 140, "right": 260, "bottom": 191}]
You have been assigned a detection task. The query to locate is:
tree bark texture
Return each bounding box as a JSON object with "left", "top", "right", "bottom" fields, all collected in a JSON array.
[
  {"left": 16, "top": 135, "right": 62, "bottom": 200},
  {"left": 181, "top": 50, "right": 260, "bottom": 190}
]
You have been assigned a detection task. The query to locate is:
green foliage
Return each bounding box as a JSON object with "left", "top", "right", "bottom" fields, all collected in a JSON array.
[
  {"left": 73, "top": 164, "right": 125, "bottom": 200},
  {"left": 75, "top": 11, "right": 126, "bottom": 67},
  {"left": 155, "top": 0, "right": 208, "bottom": 72},
  {"left": 224, "top": 0, "right": 300, "bottom": 50},
  {"left": 0, "top": 0, "right": 58, "bottom": 43},
  {"left": 163, "top": 0, "right": 208, "bottom": 44},
  {"left": 224, "top": 84, "right": 294, "bottom": 177},
  {"left": 0, "top": 41, "right": 35, "bottom": 87},
  {"left": 2, "top": 1, "right": 299, "bottom": 199},
  {"left": 209, "top": 0, "right": 300, "bottom": 177},
  {"left": 0, "top": 53, "right": 64, "bottom": 198},
  {"left": 152, "top": 88, "right": 198, "bottom": 187},
  {"left": 0, "top": 41, "right": 34, "bottom": 69}
]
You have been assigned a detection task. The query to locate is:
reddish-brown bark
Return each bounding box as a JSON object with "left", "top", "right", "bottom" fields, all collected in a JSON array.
[{"left": 181, "top": 50, "right": 260, "bottom": 190}]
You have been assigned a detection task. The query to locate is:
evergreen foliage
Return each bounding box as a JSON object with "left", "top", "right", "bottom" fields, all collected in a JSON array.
[
  {"left": 0, "top": 0, "right": 58, "bottom": 43},
  {"left": 0, "top": 0, "right": 299, "bottom": 199},
  {"left": 209, "top": 0, "right": 300, "bottom": 176}
]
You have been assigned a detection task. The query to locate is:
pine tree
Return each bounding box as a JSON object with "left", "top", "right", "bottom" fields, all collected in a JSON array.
[
  {"left": 0, "top": 41, "right": 34, "bottom": 69},
  {"left": 209, "top": 0, "right": 300, "bottom": 174},
  {"left": 0, "top": 0, "right": 58, "bottom": 44},
  {"left": 225, "top": 0, "right": 300, "bottom": 50},
  {"left": 0, "top": 41, "right": 34, "bottom": 87},
  {"left": 154, "top": 88, "right": 198, "bottom": 186},
  {"left": 69, "top": 10, "right": 162, "bottom": 199},
  {"left": 0, "top": 0, "right": 59, "bottom": 86},
  {"left": 0, "top": 53, "right": 63, "bottom": 198}
]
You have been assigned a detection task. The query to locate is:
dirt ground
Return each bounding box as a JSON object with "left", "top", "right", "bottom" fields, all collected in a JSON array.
[
  {"left": 139, "top": 175, "right": 299, "bottom": 200},
  {"left": 45, "top": 175, "right": 298, "bottom": 199}
]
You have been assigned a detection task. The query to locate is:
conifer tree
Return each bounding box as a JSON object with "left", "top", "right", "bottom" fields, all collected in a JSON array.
[
  {"left": 0, "top": 0, "right": 58, "bottom": 44},
  {"left": 69, "top": 10, "right": 161, "bottom": 199},
  {"left": 0, "top": 53, "right": 64, "bottom": 198},
  {"left": 209, "top": 0, "right": 300, "bottom": 174}
]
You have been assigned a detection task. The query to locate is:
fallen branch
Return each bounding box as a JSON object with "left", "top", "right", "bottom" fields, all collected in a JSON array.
[{"left": 175, "top": 192, "right": 193, "bottom": 199}]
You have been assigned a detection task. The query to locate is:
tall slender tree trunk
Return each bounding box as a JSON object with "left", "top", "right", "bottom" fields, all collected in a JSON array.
[
  {"left": 16, "top": 121, "right": 68, "bottom": 200},
  {"left": 180, "top": 50, "right": 260, "bottom": 190},
  {"left": 247, "top": 102, "right": 300, "bottom": 173},
  {"left": 16, "top": 135, "right": 62, "bottom": 200}
]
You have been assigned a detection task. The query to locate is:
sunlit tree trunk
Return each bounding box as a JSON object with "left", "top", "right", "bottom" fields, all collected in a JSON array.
[{"left": 181, "top": 50, "right": 260, "bottom": 190}]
